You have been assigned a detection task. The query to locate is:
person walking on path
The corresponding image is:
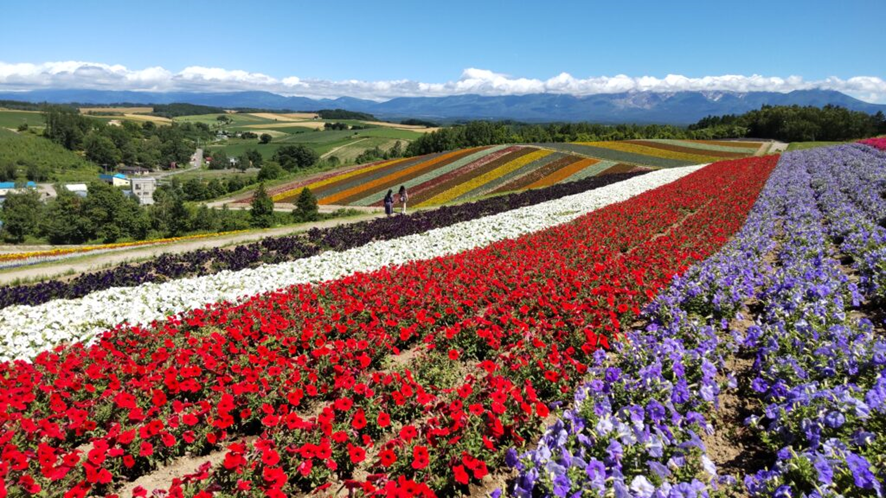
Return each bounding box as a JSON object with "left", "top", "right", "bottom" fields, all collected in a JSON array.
[
  {"left": 398, "top": 185, "right": 408, "bottom": 215},
  {"left": 383, "top": 189, "right": 394, "bottom": 217}
]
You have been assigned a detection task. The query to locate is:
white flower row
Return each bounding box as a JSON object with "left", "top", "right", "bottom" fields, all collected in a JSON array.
[{"left": 0, "top": 166, "right": 704, "bottom": 362}]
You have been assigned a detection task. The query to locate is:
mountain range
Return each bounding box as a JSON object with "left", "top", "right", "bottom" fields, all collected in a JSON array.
[{"left": 2, "top": 89, "right": 884, "bottom": 124}]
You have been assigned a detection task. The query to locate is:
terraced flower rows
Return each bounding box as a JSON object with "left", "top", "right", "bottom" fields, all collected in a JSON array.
[
  {"left": 273, "top": 146, "right": 633, "bottom": 207},
  {"left": 271, "top": 139, "right": 763, "bottom": 207},
  {"left": 542, "top": 138, "right": 765, "bottom": 168},
  {"left": 0, "top": 156, "right": 778, "bottom": 497}
]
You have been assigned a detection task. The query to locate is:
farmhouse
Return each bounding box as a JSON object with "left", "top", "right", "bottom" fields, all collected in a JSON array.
[
  {"left": 0, "top": 181, "right": 37, "bottom": 205},
  {"left": 120, "top": 166, "right": 151, "bottom": 176},
  {"left": 130, "top": 177, "right": 157, "bottom": 205},
  {"left": 99, "top": 173, "right": 130, "bottom": 187}
]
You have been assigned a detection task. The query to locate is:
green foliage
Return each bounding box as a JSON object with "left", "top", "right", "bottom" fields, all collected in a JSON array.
[
  {"left": 0, "top": 128, "right": 97, "bottom": 182},
  {"left": 259, "top": 133, "right": 272, "bottom": 144},
  {"left": 151, "top": 103, "right": 225, "bottom": 118},
  {"left": 245, "top": 148, "right": 263, "bottom": 168},
  {"left": 272, "top": 144, "right": 319, "bottom": 171},
  {"left": 84, "top": 133, "right": 121, "bottom": 166},
  {"left": 43, "top": 105, "right": 92, "bottom": 150},
  {"left": 81, "top": 181, "right": 147, "bottom": 242},
  {"left": 240, "top": 131, "right": 258, "bottom": 139},
  {"left": 250, "top": 183, "right": 275, "bottom": 228},
  {"left": 0, "top": 189, "right": 43, "bottom": 242},
  {"left": 400, "top": 118, "right": 439, "bottom": 128},
  {"left": 40, "top": 189, "right": 93, "bottom": 244},
  {"left": 293, "top": 187, "right": 319, "bottom": 223},
  {"left": 209, "top": 149, "right": 229, "bottom": 170},
  {"left": 691, "top": 105, "right": 886, "bottom": 142},
  {"left": 323, "top": 122, "right": 349, "bottom": 131},
  {"left": 257, "top": 161, "right": 284, "bottom": 181},
  {"left": 317, "top": 109, "right": 376, "bottom": 121}
]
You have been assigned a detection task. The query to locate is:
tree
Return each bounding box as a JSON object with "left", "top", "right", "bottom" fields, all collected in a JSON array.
[
  {"left": 237, "top": 154, "right": 250, "bottom": 173},
  {"left": 245, "top": 148, "right": 263, "bottom": 168},
  {"left": 82, "top": 181, "right": 145, "bottom": 242},
  {"left": 0, "top": 188, "right": 42, "bottom": 242},
  {"left": 259, "top": 133, "right": 272, "bottom": 144},
  {"left": 209, "top": 149, "right": 229, "bottom": 170},
  {"left": 258, "top": 161, "right": 284, "bottom": 181},
  {"left": 250, "top": 183, "right": 275, "bottom": 228},
  {"left": 40, "top": 188, "right": 92, "bottom": 244},
  {"left": 84, "top": 133, "right": 121, "bottom": 167},
  {"left": 293, "top": 187, "right": 319, "bottom": 223},
  {"left": 273, "top": 145, "right": 319, "bottom": 171}
]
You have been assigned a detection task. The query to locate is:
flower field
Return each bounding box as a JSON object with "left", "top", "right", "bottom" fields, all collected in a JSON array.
[
  {"left": 268, "top": 139, "right": 764, "bottom": 207},
  {"left": 0, "top": 231, "right": 248, "bottom": 271},
  {"left": 1, "top": 144, "right": 884, "bottom": 498}
]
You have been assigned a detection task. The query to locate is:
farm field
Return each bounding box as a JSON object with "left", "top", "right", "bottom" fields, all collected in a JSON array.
[
  {"left": 0, "top": 141, "right": 884, "bottom": 498},
  {"left": 266, "top": 139, "right": 764, "bottom": 206}
]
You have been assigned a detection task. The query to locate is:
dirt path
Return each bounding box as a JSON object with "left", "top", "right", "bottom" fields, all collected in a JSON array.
[
  {"left": 0, "top": 214, "right": 382, "bottom": 285},
  {"left": 321, "top": 138, "right": 368, "bottom": 159}
]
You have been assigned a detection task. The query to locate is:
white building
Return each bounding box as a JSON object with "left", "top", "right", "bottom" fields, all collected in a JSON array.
[
  {"left": 130, "top": 177, "right": 157, "bottom": 205},
  {"left": 65, "top": 184, "right": 89, "bottom": 198}
]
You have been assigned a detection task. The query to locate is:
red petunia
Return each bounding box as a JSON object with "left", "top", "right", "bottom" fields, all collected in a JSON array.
[
  {"left": 453, "top": 464, "right": 469, "bottom": 484},
  {"left": 378, "top": 449, "right": 396, "bottom": 467},
  {"left": 411, "top": 445, "right": 429, "bottom": 470},
  {"left": 348, "top": 444, "right": 366, "bottom": 464}
]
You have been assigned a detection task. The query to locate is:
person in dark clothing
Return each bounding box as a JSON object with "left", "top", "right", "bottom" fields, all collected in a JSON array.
[
  {"left": 398, "top": 185, "right": 408, "bottom": 214},
  {"left": 383, "top": 189, "right": 394, "bottom": 217}
]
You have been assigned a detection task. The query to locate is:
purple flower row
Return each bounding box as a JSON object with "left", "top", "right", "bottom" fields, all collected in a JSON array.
[
  {"left": 509, "top": 145, "right": 886, "bottom": 497},
  {"left": 743, "top": 146, "right": 886, "bottom": 497},
  {"left": 508, "top": 150, "right": 783, "bottom": 497},
  {"left": 0, "top": 172, "right": 645, "bottom": 310}
]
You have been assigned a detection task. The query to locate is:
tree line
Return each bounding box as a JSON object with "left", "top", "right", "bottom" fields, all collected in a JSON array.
[
  {"left": 0, "top": 178, "right": 322, "bottom": 244},
  {"left": 404, "top": 105, "right": 886, "bottom": 156},
  {"left": 42, "top": 106, "right": 214, "bottom": 169},
  {"left": 690, "top": 104, "right": 886, "bottom": 142}
]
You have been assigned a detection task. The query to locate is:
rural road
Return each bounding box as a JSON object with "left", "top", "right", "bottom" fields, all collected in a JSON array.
[
  {"left": 149, "top": 148, "right": 203, "bottom": 178},
  {"left": 321, "top": 138, "right": 367, "bottom": 159},
  {"left": 0, "top": 212, "right": 382, "bottom": 285}
]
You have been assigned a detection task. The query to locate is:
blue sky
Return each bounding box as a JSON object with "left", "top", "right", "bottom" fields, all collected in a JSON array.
[{"left": 1, "top": 0, "right": 885, "bottom": 101}]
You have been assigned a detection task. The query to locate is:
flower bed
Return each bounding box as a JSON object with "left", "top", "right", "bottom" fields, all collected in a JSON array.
[
  {"left": 511, "top": 145, "right": 886, "bottom": 497},
  {"left": 0, "top": 171, "right": 648, "bottom": 313},
  {"left": 0, "top": 168, "right": 688, "bottom": 363},
  {"left": 0, "top": 231, "right": 247, "bottom": 270},
  {"left": 859, "top": 137, "right": 886, "bottom": 151},
  {"left": 0, "top": 156, "right": 777, "bottom": 497}
]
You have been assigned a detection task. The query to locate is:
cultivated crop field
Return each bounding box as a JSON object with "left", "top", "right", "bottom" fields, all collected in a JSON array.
[
  {"left": 0, "top": 140, "right": 884, "bottom": 498},
  {"left": 267, "top": 139, "right": 764, "bottom": 206}
]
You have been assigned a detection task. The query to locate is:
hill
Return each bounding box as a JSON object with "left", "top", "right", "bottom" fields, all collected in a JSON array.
[
  {"left": 0, "top": 128, "right": 98, "bottom": 182},
  {"left": 2, "top": 89, "right": 884, "bottom": 124},
  {"left": 259, "top": 139, "right": 765, "bottom": 207}
]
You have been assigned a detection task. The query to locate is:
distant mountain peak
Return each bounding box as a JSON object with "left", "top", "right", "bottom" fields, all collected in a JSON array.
[{"left": 0, "top": 88, "right": 882, "bottom": 124}]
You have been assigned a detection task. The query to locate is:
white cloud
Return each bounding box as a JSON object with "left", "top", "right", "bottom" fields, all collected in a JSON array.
[{"left": 0, "top": 61, "right": 884, "bottom": 103}]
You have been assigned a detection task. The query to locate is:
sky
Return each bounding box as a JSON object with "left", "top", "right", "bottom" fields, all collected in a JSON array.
[{"left": 1, "top": 0, "right": 885, "bottom": 102}]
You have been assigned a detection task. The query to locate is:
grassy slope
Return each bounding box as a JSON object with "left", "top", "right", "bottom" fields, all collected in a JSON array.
[{"left": 0, "top": 129, "right": 99, "bottom": 182}]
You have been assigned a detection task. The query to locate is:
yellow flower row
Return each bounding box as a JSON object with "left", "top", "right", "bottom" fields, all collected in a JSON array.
[
  {"left": 0, "top": 230, "right": 249, "bottom": 263},
  {"left": 577, "top": 141, "right": 719, "bottom": 163},
  {"left": 271, "top": 158, "right": 410, "bottom": 202},
  {"left": 417, "top": 149, "right": 552, "bottom": 207}
]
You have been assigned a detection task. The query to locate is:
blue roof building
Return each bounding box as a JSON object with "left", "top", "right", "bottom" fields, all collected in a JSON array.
[{"left": 0, "top": 181, "right": 36, "bottom": 189}]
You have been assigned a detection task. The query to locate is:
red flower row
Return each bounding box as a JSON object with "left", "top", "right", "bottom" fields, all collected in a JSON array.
[{"left": 0, "top": 156, "right": 778, "bottom": 498}]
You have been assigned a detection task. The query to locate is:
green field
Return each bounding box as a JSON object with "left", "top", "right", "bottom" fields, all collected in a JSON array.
[
  {"left": 206, "top": 126, "right": 418, "bottom": 161},
  {"left": 0, "top": 110, "right": 46, "bottom": 129},
  {"left": 174, "top": 111, "right": 426, "bottom": 166},
  {"left": 786, "top": 141, "right": 848, "bottom": 151}
]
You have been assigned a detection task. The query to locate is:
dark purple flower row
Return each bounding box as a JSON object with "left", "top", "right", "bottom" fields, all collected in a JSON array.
[{"left": 0, "top": 172, "right": 646, "bottom": 310}]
